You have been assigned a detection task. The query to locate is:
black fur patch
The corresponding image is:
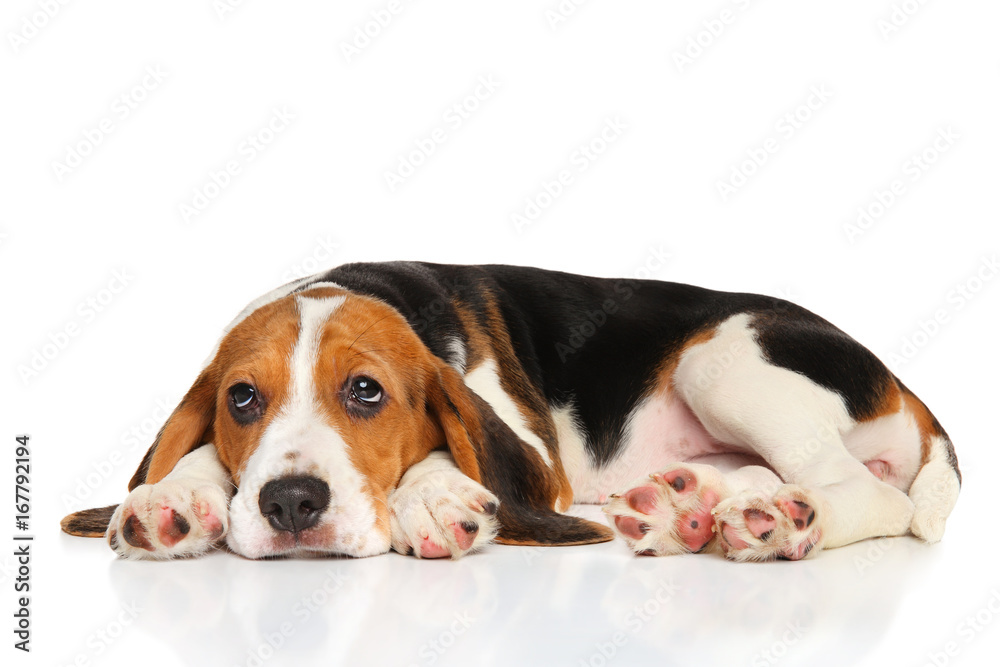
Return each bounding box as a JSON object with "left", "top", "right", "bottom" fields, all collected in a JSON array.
[{"left": 751, "top": 307, "right": 898, "bottom": 422}]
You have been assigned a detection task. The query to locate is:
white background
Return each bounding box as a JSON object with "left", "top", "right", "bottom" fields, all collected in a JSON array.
[{"left": 3, "top": 1, "right": 999, "bottom": 666}]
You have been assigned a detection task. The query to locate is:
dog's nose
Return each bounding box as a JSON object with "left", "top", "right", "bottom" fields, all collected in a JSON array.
[{"left": 258, "top": 476, "right": 330, "bottom": 533}]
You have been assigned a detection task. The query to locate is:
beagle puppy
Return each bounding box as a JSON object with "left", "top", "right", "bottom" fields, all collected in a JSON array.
[{"left": 61, "top": 262, "right": 960, "bottom": 561}]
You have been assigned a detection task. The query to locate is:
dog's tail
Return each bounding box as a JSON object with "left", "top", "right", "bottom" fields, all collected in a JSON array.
[
  {"left": 908, "top": 434, "right": 961, "bottom": 542},
  {"left": 60, "top": 505, "right": 118, "bottom": 538},
  {"left": 900, "top": 384, "right": 961, "bottom": 543}
]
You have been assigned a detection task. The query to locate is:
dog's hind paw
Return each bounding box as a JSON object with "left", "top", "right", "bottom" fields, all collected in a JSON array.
[
  {"left": 712, "top": 485, "right": 823, "bottom": 562},
  {"left": 603, "top": 463, "right": 725, "bottom": 556}
]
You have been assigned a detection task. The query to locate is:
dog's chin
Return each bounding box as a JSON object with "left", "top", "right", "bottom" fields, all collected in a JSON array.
[{"left": 226, "top": 520, "right": 391, "bottom": 560}]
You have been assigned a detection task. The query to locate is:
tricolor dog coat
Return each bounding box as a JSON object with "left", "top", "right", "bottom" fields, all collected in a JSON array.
[{"left": 61, "top": 262, "right": 960, "bottom": 562}]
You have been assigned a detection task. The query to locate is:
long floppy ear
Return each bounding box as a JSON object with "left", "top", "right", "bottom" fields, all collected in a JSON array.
[
  {"left": 128, "top": 368, "right": 218, "bottom": 489},
  {"left": 61, "top": 367, "right": 219, "bottom": 538},
  {"left": 428, "top": 361, "right": 613, "bottom": 547}
]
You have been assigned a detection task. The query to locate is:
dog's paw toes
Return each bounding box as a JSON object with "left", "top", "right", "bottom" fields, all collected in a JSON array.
[
  {"left": 603, "top": 463, "right": 723, "bottom": 556},
  {"left": 389, "top": 472, "right": 499, "bottom": 559},
  {"left": 107, "top": 481, "right": 229, "bottom": 560},
  {"left": 712, "top": 485, "right": 822, "bottom": 562}
]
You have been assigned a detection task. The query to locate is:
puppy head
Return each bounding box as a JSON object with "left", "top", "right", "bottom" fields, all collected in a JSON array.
[{"left": 133, "top": 285, "right": 477, "bottom": 558}]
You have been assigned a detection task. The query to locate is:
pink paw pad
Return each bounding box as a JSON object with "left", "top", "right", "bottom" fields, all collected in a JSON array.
[
  {"left": 720, "top": 523, "right": 749, "bottom": 551},
  {"left": 614, "top": 515, "right": 652, "bottom": 541},
  {"left": 157, "top": 507, "right": 190, "bottom": 548},
  {"left": 623, "top": 486, "right": 660, "bottom": 514},
  {"left": 775, "top": 498, "right": 816, "bottom": 531},
  {"left": 743, "top": 508, "right": 777, "bottom": 541},
  {"left": 677, "top": 491, "right": 720, "bottom": 551},
  {"left": 781, "top": 533, "right": 820, "bottom": 560},
  {"left": 418, "top": 536, "right": 450, "bottom": 559},
  {"left": 452, "top": 521, "right": 479, "bottom": 551},
  {"left": 196, "top": 500, "right": 225, "bottom": 540},
  {"left": 651, "top": 469, "right": 697, "bottom": 495}
]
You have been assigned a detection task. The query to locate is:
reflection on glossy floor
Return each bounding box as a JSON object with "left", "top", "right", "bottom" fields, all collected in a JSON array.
[{"left": 45, "top": 501, "right": 996, "bottom": 667}]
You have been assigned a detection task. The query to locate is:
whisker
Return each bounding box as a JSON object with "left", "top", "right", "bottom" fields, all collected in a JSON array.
[
  {"left": 350, "top": 348, "right": 390, "bottom": 357},
  {"left": 347, "top": 315, "right": 391, "bottom": 353}
]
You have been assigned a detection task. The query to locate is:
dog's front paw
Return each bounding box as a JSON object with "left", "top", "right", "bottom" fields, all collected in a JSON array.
[
  {"left": 107, "top": 479, "right": 229, "bottom": 560},
  {"left": 603, "top": 463, "right": 725, "bottom": 556},
  {"left": 712, "top": 485, "right": 823, "bottom": 562},
  {"left": 389, "top": 466, "right": 499, "bottom": 559}
]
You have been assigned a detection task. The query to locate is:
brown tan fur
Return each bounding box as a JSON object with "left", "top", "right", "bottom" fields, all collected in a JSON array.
[
  {"left": 654, "top": 326, "right": 720, "bottom": 396},
  {"left": 900, "top": 386, "right": 949, "bottom": 467}
]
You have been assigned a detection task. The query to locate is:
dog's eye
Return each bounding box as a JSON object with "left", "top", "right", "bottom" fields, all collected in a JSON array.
[
  {"left": 350, "top": 377, "right": 383, "bottom": 405},
  {"left": 228, "top": 382, "right": 264, "bottom": 425},
  {"left": 230, "top": 383, "right": 258, "bottom": 410}
]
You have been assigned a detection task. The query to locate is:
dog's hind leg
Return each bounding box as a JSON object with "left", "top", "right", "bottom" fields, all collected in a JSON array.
[{"left": 665, "top": 314, "right": 925, "bottom": 560}]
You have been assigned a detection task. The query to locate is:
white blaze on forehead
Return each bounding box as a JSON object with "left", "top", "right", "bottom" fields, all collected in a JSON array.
[
  {"left": 225, "top": 293, "right": 390, "bottom": 558},
  {"left": 463, "top": 358, "right": 552, "bottom": 467},
  {"left": 202, "top": 277, "right": 346, "bottom": 369},
  {"left": 289, "top": 294, "right": 347, "bottom": 407}
]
